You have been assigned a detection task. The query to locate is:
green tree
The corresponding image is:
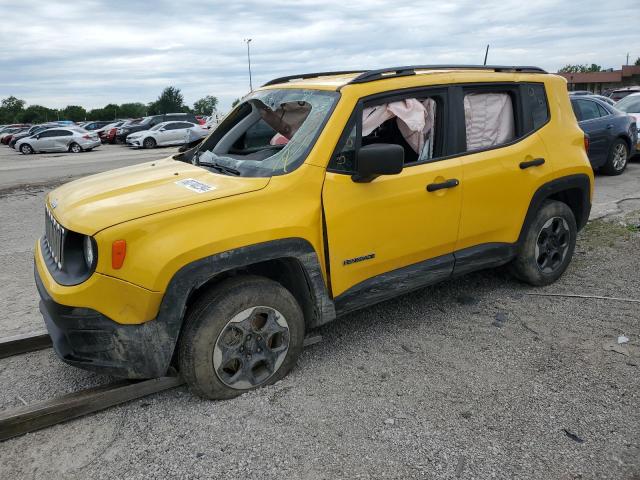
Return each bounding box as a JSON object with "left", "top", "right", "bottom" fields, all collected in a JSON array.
[
  {"left": 148, "top": 86, "right": 185, "bottom": 115},
  {"left": 18, "top": 105, "right": 56, "bottom": 123},
  {"left": 117, "top": 102, "right": 146, "bottom": 118},
  {"left": 635, "top": 57, "right": 640, "bottom": 66},
  {"left": 87, "top": 108, "right": 107, "bottom": 121},
  {"left": 231, "top": 98, "right": 240, "bottom": 108},
  {"left": 558, "top": 64, "right": 603, "bottom": 73},
  {"left": 61, "top": 105, "right": 87, "bottom": 122},
  {"left": 193, "top": 95, "right": 218, "bottom": 115},
  {"left": 0, "top": 96, "right": 26, "bottom": 123}
]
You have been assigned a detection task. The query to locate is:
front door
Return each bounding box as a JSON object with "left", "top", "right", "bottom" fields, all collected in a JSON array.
[{"left": 322, "top": 90, "right": 462, "bottom": 311}]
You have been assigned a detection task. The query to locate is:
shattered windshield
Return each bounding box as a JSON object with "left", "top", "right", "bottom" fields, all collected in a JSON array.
[{"left": 190, "top": 89, "right": 339, "bottom": 177}]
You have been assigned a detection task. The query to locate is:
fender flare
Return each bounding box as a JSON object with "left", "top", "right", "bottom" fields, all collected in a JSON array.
[
  {"left": 154, "top": 238, "right": 336, "bottom": 370},
  {"left": 517, "top": 173, "right": 592, "bottom": 245}
]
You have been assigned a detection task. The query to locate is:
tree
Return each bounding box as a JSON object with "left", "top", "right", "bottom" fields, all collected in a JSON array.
[
  {"left": 18, "top": 105, "right": 56, "bottom": 123},
  {"left": 118, "top": 102, "right": 146, "bottom": 118},
  {"left": 558, "top": 64, "right": 603, "bottom": 73},
  {"left": 61, "top": 105, "right": 87, "bottom": 122},
  {"left": 148, "top": 86, "right": 185, "bottom": 115},
  {"left": 635, "top": 57, "right": 640, "bottom": 66},
  {"left": 0, "top": 96, "right": 26, "bottom": 123},
  {"left": 193, "top": 95, "right": 218, "bottom": 115},
  {"left": 231, "top": 98, "right": 240, "bottom": 108}
]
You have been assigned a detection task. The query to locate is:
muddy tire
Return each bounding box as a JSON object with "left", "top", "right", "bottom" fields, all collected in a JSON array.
[
  {"left": 509, "top": 200, "right": 577, "bottom": 286},
  {"left": 601, "top": 138, "right": 628, "bottom": 176},
  {"left": 179, "top": 275, "right": 305, "bottom": 400}
]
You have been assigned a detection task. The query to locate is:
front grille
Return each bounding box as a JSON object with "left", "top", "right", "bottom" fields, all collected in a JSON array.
[{"left": 44, "top": 205, "right": 66, "bottom": 269}]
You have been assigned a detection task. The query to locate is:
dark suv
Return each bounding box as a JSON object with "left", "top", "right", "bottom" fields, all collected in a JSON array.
[{"left": 116, "top": 113, "right": 198, "bottom": 142}]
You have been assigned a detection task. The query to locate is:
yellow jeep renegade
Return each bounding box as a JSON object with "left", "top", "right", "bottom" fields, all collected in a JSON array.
[{"left": 35, "top": 65, "right": 593, "bottom": 399}]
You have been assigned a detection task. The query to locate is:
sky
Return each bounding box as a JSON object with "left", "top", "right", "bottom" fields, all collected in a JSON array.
[{"left": 0, "top": 0, "right": 636, "bottom": 112}]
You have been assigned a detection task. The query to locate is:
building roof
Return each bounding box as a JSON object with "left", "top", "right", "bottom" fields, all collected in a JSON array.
[{"left": 557, "top": 65, "right": 640, "bottom": 84}]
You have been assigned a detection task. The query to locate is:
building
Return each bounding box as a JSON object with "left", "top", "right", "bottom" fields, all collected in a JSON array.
[{"left": 556, "top": 65, "right": 640, "bottom": 94}]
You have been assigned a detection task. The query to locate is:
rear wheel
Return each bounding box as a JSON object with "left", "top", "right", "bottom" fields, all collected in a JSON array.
[
  {"left": 69, "top": 142, "right": 82, "bottom": 153},
  {"left": 510, "top": 200, "right": 577, "bottom": 286},
  {"left": 20, "top": 144, "right": 33, "bottom": 155},
  {"left": 179, "top": 276, "right": 305, "bottom": 400},
  {"left": 601, "top": 139, "right": 628, "bottom": 176},
  {"left": 143, "top": 137, "right": 156, "bottom": 149}
]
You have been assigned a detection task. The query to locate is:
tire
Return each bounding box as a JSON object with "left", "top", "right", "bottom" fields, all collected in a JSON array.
[
  {"left": 20, "top": 144, "right": 33, "bottom": 155},
  {"left": 69, "top": 142, "right": 82, "bottom": 153},
  {"left": 143, "top": 137, "right": 156, "bottom": 149},
  {"left": 601, "top": 138, "right": 628, "bottom": 176},
  {"left": 509, "top": 200, "right": 577, "bottom": 286},
  {"left": 179, "top": 275, "right": 305, "bottom": 400}
]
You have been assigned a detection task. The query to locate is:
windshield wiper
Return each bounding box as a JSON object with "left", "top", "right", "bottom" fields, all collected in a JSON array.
[{"left": 202, "top": 161, "right": 241, "bottom": 176}]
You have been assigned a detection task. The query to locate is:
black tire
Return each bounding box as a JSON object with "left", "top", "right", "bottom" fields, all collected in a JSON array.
[
  {"left": 69, "top": 142, "right": 82, "bottom": 153},
  {"left": 179, "top": 275, "right": 305, "bottom": 400},
  {"left": 143, "top": 137, "right": 156, "bottom": 149},
  {"left": 509, "top": 200, "right": 577, "bottom": 286},
  {"left": 601, "top": 138, "right": 628, "bottom": 176},
  {"left": 20, "top": 144, "right": 33, "bottom": 155}
]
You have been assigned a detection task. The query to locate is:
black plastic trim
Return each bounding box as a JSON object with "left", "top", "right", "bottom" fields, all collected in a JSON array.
[
  {"left": 40, "top": 236, "right": 96, "bottom": 287},
  {"left": 452, "top": 243, "right": 517, "bottom": 277}
]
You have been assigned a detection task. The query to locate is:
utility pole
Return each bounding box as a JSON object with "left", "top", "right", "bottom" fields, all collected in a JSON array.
[
  {"left": 483, "top": 44, "right": 490, "bottom": 65},
  {"left": 244, "top": 38, "right": 253, "bottom": 91},
  {"left": 626, "top": 52, "right": 629, "bottom": 65}
]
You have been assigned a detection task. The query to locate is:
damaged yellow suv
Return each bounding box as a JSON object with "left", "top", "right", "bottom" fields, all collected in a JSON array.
[{"left": 35, "top": 65, "right": 593, "bottom": 399}]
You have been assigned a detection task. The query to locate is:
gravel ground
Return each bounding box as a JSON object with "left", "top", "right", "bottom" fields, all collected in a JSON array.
[{"left": 0, "top": 148, "right": 638, "bottom": 479}]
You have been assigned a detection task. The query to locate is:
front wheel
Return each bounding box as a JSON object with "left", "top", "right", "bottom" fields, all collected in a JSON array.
[
  {"left": 143, "top": 137, "right": 156, "bottom": 149},
  {"left": 179, "top": 276, "right": 305, "bottom": 400},
  {"left": 20, "top": 144, "right": 34, "bottom": 155},
  {"left": 509, "top": 200, "right": 577, "bottom": 286},
  {"left": 601, "top": 139, "right": 628, "bottom": 176}
]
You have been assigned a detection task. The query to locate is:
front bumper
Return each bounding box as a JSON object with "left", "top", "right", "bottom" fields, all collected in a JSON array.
[
  {"left": 35, "top": 263, "right": 176, "bottom": 378},
  {"left": 126, "top": 137, "right": 142, "bottom": 147}
]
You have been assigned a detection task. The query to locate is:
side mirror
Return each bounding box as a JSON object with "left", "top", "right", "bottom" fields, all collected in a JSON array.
[{"left": 352, "top": 143, "right": 404, "bottom": 183}]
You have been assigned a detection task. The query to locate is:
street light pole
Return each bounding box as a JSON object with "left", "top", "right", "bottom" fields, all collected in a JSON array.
[{"left": 244, "top": 38, "right": 253, "bottom": 91}]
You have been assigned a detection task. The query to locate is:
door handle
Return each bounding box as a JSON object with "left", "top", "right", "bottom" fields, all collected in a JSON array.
[
  {"left": 426, "top": 178, "right": 459, "bottom": 192},
  {"left": 519, "top": 158, "right": 545, "bottom": 169},
  {"left": 606, "top": 124, "right": 613, "bottom": 129}
]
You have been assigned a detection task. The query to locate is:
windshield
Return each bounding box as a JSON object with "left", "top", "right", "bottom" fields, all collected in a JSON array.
[
  {"left": 615, "top": 95, "right": 640, "bottom": 113},
  {"left": 189, "top": 89, "right": 339, "bottom": 177}
]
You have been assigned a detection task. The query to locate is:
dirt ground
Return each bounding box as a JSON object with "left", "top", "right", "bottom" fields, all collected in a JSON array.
[{"left": 0, "top": 147, "right": 638, "bottom": 479}]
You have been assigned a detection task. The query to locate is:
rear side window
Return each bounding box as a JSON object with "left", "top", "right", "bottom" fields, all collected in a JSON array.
[
  {"left": 575, "top": 100, "right": 600, "bottom": 121},
  {"left": 523, "top": 84, "right": 549, "bottom": 130},
  {"left": 463, "top": 92, "right": 515, "bottom": 151},
  {"left": 596, "top": 104, "right": 610, "bottom": 117}
]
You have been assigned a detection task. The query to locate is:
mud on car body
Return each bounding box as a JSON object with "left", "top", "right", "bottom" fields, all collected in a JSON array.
[{"left": 35, "top": 65, "right": 594, "bottom": 399}]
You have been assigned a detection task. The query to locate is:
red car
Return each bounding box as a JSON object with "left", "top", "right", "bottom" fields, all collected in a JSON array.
[{"left": 0, "top": 125, "right": 30, "bottom": 145}]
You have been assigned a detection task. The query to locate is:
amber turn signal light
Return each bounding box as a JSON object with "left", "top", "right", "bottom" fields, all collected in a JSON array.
[{"left": 112, "top": 240, "right": 126, "bottom": 269}]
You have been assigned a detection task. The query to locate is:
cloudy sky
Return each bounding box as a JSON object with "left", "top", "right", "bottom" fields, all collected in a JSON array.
[{"left": 0, "top": 0, "right": 636, "bottom": 111}]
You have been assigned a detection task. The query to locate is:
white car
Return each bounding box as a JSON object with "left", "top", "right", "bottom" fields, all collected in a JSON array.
[
  {"left": 615, "top": 93, "right": 640, "bottom": 151},
  {"left": 15, "top": 128, "right": 101, "bottom": 154},
  {"left": 125, "top": 121, "right": 209, "bottom": 149}
]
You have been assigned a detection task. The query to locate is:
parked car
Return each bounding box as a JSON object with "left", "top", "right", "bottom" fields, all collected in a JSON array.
[
  {"left": 569, "top": 90, "right": 593, "bottom": 96},
  {"left": 570, "top": 95, "right": 637, "bottom": 175},
  {"left": 82, "top": 120, "right": 114, "bottom": 131},
  {"left": 35, "top": 65, "right": 594, "bottom": 400},
  {"left": 0, "top": 125, "right": 30, "bottom": 142},
  {"left": 1, "top": 126, "right": 30, "bottom": 144},
  {"left": 608, "top": 86, "right": 640, "bottom": 101},
  {"left": 16, "top": 127, "right": 100, "bottom": 154},
  {"left": 8, "top": 124, "right": 58, "bottom": 148},
  {"left": 590, "top": 94, "right": 616, "bottom": 106},
  {"left": 97, "top": 121, "right": 126, "bottom": 143},
  {"left": 613, "top": 93, "right": 640, "bottom": 152},
  {"left": 126, "top": 121, "right": 208, "bottom": 149},
  {"left": 116, "top": 113, "right": 199, "bottom": 142}
]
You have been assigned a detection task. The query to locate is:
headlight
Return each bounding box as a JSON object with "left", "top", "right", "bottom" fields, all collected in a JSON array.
[{"left": 83, "top": 236, "right": 95, "bottom": 268}]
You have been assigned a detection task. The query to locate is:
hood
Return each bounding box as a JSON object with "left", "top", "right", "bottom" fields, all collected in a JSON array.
[{"left": 46, "top": 157, "right": 270, "bottom": 235}]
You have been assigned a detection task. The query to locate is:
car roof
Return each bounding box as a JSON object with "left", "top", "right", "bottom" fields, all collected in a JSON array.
[{"left": 260, "top": 65, "right": 548, "bottom": 91}]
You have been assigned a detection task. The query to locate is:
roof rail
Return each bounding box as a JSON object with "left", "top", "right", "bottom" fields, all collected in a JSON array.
[
  {"left": 261, "top": 65, "right": 547, "bottom": 88},
  {"left": 348, "top": 65, "right": 547, "bottom": 84},
  {"left": 262, "top": 70, "right": 364, "bottom": 87}
]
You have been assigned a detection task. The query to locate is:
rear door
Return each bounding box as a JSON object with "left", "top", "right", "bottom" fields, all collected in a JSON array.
[
  {"left": 51, "top": 130, "right": 73, "bottom": 151},
  {"left": 322, "top": 88, "right": 462, "bottom": 307},
  {"left": 572, "top": 98, "right": 607, "bottom": 166},
  {"left": 454, "top": 83, "right": 552, "bottom": 263}
]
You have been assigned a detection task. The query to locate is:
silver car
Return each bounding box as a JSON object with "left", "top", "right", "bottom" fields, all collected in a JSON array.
[{"left": 15, "top": 127, "right": 101, "bottom": 154}]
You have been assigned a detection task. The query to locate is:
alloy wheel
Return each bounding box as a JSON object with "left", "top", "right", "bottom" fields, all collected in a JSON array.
[
  {"left": 612, "top": 143, "right": 627, "bottom": 171},
  {"left": 535, "top": 216, "right": 570, "bottom": 274},
  {"left": 213, "top": 306, "right": 290, "bottom": 390}
]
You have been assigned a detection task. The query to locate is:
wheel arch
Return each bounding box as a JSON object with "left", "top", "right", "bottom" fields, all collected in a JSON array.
[
  {"left": 518, "top": 174, "right": 592, "bottom": 245},
  {"left": 615, "top": 133, "right": 631, "bottom": 152},
  {"left": 155, "top": 238, "right": 335, "bottom": 372}
]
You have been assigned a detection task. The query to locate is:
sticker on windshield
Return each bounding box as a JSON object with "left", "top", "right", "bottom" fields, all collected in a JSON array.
[{"left": 175, "top": 178, "right": 215, "bottom": 194}]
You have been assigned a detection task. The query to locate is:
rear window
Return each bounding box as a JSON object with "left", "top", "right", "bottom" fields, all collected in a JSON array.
[
  {"left": 524, "top": 84, "right": 549, "bottom": 130},
  {"left": 463, "top": 92, "right": 515, "bottom": 151}
]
